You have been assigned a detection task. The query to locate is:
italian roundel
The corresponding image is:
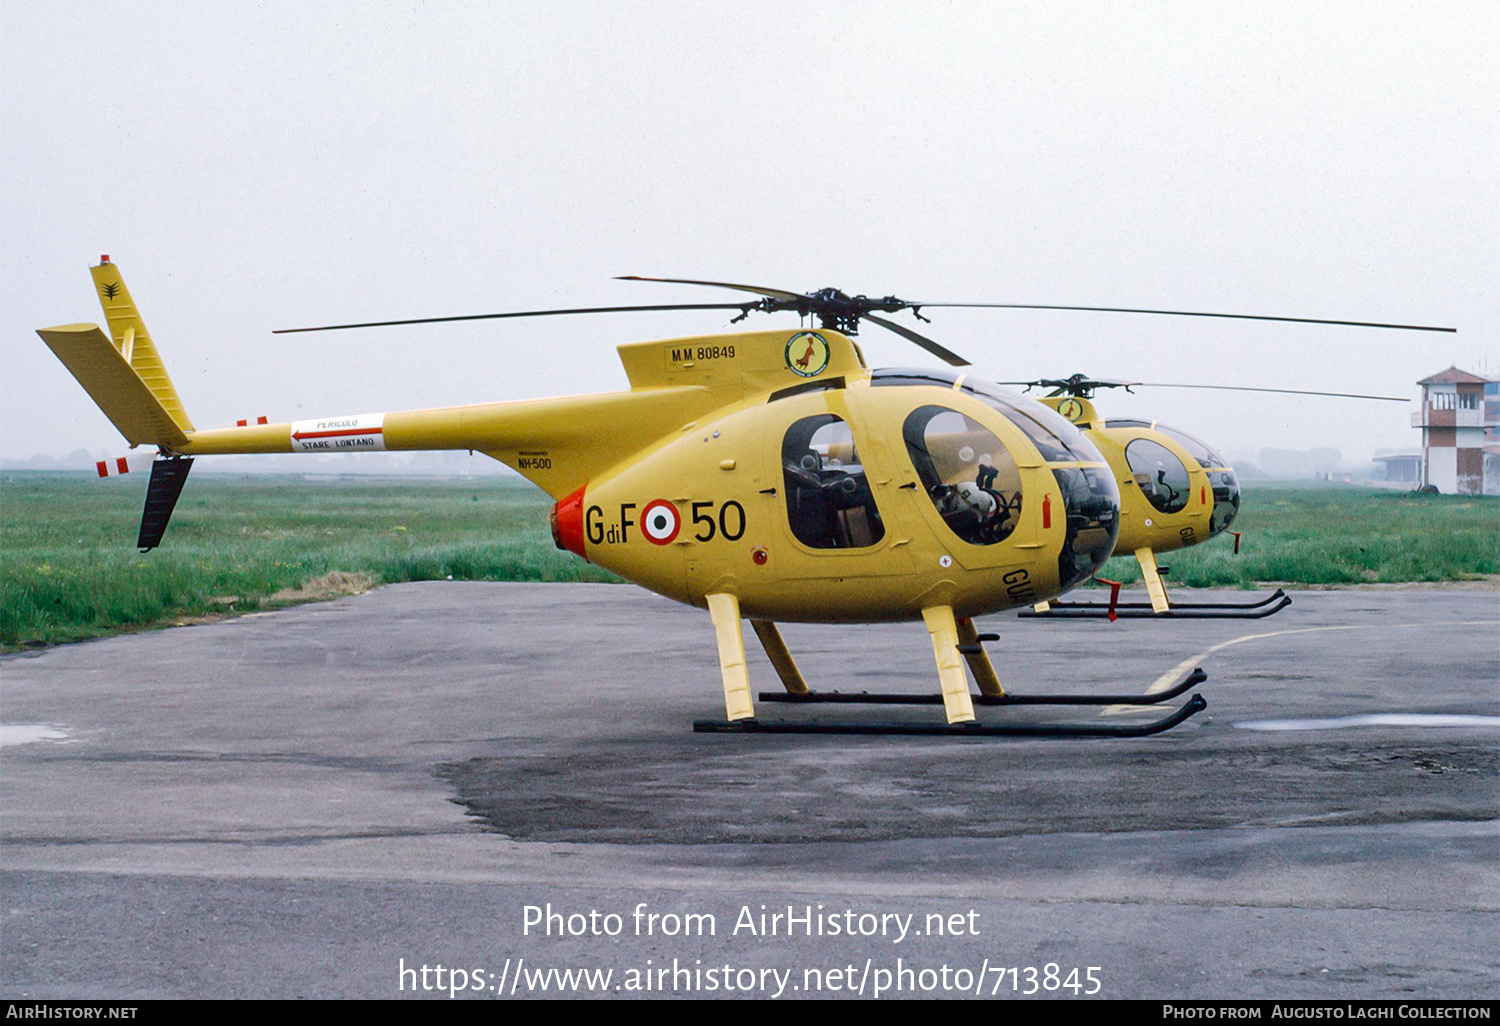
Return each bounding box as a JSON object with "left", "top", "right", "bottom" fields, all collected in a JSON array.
[{"left": 641, "top": 499, "right": 681, "bottom": 545}]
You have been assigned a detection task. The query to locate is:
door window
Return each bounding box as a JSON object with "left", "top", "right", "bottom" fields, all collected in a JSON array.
[
  {"left": 782, "top": 415, "right": 885, "bottom": 549},
  {"left": 902, "top": 405, "right": 1022, "bottom": 545},
  {"left": 1125, "top": 438, "right": 1191, "bottom": 513}
]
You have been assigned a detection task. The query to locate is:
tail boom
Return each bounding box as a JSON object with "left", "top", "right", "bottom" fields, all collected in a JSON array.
[{"left": 176, "top": 385, "right": 715, "bottom": 498}]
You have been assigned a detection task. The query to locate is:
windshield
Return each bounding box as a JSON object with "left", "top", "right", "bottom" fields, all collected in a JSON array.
[
  {"left": 871, "top": 369, "right": 1102, "bottom": 464},
  {"left": 1208, "top": 468, "right": 1240, "bottom": 536},
  {"left": 1106, "top": 418, "right": 1230, "bottom": 470},
  {"left": 959, "top": 379, "right": 1100, "bottom": 463},
  {"left": 1154, "top": 423, "right": 1230, "bottom": 470}
]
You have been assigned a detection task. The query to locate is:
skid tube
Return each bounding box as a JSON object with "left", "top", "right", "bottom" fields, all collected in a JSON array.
[
  {"left": 1020, "top": 589, "right": 1291, "bottom": 620},
  {"left": 694, "top": 694, "right": 1206, "bottom": 737},
  {"left": 695, "top": 667, "right": 1208, "bottom": 737},
  {"left": 756, "top": 666, "right": 1206, "bottom": 707}
]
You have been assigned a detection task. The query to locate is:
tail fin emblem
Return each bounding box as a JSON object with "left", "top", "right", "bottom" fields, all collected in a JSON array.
[{"left": 102, "top": 282, "right": 120, "bottom": 300}]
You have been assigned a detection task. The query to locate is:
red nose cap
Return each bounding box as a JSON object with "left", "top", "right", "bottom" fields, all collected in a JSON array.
[{"left": 551, "top": 485, "right": 588, "bottom": 561}]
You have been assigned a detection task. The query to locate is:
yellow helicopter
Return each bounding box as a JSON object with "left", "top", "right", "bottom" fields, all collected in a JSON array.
[
  {"left": 994, "top": 374, "right": 1406, "bottom": 621},
  {"left": 37, "top": 264, "right": 1451, "bottom": 737}
]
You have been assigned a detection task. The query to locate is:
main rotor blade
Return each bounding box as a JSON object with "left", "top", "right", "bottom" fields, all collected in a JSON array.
[
  {"left": 864, "top": 314, "right": 970, "bottom": 367},
  {"left": 1132, "top": 382, "right": 1410, "bottom": 401},
  {"left": 615, "top": 276, "right": 806, "bottom": 303},
  {"left": 908, "top": 303, "right": 1456, "bottom": 333},
  {"left": 994, "top": 378, "right": 1143, "bottom": 390},
  {"left": 994, "top": 376, "right": 1405, "bottom": 400},
  {"left": 273, "top": 302, "right": 753, "bottom": 334}
]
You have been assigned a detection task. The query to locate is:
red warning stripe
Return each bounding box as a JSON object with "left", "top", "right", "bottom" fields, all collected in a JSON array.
[
  {"left": 291, "top": 427, "right": 384, "bottom": 441},
  {"left": 96, "top": 457, "right": 140, "bottom": 478}
]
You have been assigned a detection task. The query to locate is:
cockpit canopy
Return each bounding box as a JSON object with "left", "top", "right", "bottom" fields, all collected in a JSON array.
[
  {"left": 873, "top": 369, "right": 1101, "bottom": 463},
  {"left": 871, "top": 368, "right": 1121, "bottom": 588},
  {"left": 1107, "top": 418, "right": 1239, "bottom": 536}
]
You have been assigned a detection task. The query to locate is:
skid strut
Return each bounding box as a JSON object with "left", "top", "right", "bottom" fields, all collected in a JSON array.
[{"left": 1020, "top": 589, "right": 1291, "bottom": 620}]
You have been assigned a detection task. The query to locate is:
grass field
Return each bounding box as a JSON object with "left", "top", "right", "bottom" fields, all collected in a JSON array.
[
  {"left": 1, "top": 473, "right": 617, "bottom": 650},
  {"left": 1097, "top": 483, "right": 1500, "bottom": 588},
  {"left": 2, "top": 472, "right": 1496, "bottom": 650}
]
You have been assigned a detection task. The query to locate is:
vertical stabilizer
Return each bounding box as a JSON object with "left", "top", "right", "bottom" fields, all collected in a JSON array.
[
  {"left": 90, "top": 257, "right": 194, "bottom": 433},
  {"left": 137, "top": 457, "right": 194, "bottom": 551}
]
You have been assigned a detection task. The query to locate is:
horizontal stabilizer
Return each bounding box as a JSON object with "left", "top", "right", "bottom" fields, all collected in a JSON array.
[{"left": 38, "top": 324, "right": 190, "bottom": 448}]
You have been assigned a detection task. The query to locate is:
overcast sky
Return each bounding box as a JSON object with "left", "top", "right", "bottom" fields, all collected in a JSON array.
[{"left": 3, "top": 2, "right": 1495, "bottom": 472}]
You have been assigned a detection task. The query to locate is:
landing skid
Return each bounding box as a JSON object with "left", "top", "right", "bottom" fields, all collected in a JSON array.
[
  {"left": 1019, "top": 589, "right": 1291, "bottom": 620},
  {"left": 694, "top": 694, "right": 1206, "bottom": 737},
  {"left": 756, "top": 666, "right": 1205, "bottom": 706},
  {"left": 694, "top": 667, "right": 1208, "bottom": 737}
]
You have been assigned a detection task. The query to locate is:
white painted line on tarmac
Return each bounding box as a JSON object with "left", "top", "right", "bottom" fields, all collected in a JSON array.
[
  {"left": 1145, "top": 620, "right": 1500, "bottom": 695},
  {"left": 0, "top": 724, "right": 70, "bottom": 747},
  {"left": 1234, "top": 713, "right": 1500, "bottom": 731}
]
